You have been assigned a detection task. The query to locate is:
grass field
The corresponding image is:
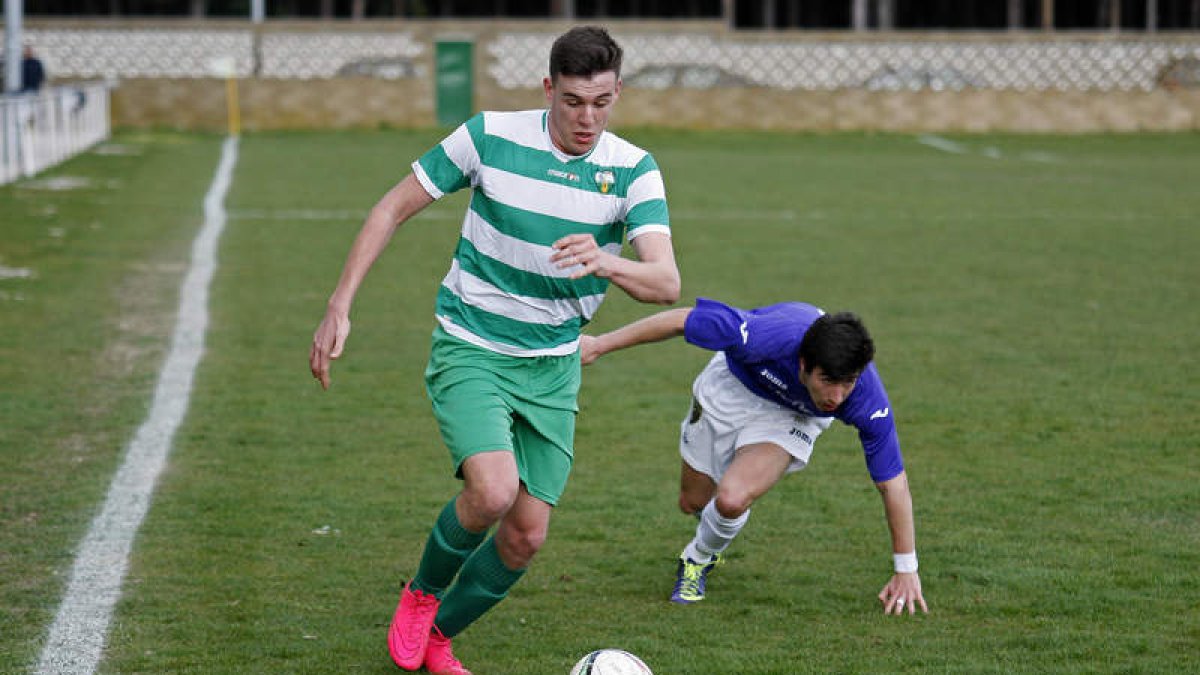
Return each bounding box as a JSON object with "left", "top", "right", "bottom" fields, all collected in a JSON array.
[{"left": 1, "top": 128, "right": 1197, "bottom": 674}]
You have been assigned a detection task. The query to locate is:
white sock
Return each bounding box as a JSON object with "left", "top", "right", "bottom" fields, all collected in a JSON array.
[{"left": 683, "top": 499, "right": 749, "bottom": 563}]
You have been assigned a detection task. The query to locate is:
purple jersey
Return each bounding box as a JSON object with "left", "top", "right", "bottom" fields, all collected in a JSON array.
[{"left": 683, "top": 297, "right": 904, "bottom": 483}]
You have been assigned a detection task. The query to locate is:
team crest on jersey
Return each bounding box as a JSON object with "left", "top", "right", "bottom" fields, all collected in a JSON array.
[{"left": 594, "top": 170, "right": 615, "bottom": 194}]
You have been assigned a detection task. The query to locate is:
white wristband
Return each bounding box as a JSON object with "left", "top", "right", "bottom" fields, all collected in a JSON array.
[{"left": 893, "top": 551, "right": 918, "bottom": 574}]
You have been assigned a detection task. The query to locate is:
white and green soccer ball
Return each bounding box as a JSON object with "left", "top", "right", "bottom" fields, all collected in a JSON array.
[{"left": 570, "top": 649, "right": 652, "bottom": 675}]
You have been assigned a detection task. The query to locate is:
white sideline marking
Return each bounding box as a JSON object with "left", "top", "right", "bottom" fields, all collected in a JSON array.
[
  {"left": 35, "top": 136, "right": 239, "bottom": 675},
  {"left": 917, "top": 134, "right": 968, "bottom": 154},
  {"left": 918, "top": 134, "right": 1059, "bottom": 163},
  {"left": 0, "top": 263, "right": 35, "bottom": 280}
]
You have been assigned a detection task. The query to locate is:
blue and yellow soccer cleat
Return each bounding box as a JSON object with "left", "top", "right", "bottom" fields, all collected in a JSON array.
[{"left": 670, "top": 554, "right": 722, "bottom": 604}]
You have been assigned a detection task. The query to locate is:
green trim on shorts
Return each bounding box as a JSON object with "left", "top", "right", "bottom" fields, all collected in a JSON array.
[{"left": 425, "top": 327, "right": 579, "bottom": 505}]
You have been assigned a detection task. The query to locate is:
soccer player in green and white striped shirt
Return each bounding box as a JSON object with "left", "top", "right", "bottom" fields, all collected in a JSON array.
[{"left": 310, "top": 26, "right": 679, "bottom": 675}]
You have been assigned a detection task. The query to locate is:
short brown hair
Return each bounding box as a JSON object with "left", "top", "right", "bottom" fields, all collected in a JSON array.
[{"left": 549, "top": 26, "right": 623, "bottom": 81}]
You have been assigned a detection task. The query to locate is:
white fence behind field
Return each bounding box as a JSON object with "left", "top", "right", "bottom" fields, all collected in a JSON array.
[
  {"left": 1, "top": 81, "right": 111, "bottom": 186},
  {"left": 16, "top": 26, "right": 1200, "bottom": 91}
]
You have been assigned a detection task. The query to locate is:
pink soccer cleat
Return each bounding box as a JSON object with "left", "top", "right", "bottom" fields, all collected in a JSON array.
[
  {"left": 424, "top": 626, "right": 473, "bottom": 675},
  {"left": 387, "top": 582, "right": 440, "bottom": 670}
]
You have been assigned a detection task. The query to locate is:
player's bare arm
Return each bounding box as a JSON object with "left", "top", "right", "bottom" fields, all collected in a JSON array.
[
  {"left": 580, "top": 307, "right": 691, "bottom": 365},
  {"left": 875, "top": 470, "right": 929, "bottom": 616},
  {"left": 310, "top": 174, "right": 434, "bottom": 389},
  {"left": 551, "top": 231, "right": 679, "bottom": 304}
]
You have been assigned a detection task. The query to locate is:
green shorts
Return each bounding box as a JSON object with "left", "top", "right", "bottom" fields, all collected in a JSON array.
[{"left": 424, "top": 327, "right": 580, "bottom": 506}]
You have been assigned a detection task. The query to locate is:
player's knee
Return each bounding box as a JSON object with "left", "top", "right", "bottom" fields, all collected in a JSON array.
[
  {"left": 713, "top": 490, "right": 752, "bottom": 519},
  {"left": 461, "top": 483, "right": 518, "bottom": 526},
  {"left": 477, "top": 491, "right": 518, "bottom": 523},
  {"left": 496, "top": 524, "right": 546, "bottom": 568}
]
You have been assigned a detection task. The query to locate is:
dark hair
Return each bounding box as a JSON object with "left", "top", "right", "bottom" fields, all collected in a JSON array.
[
  {"left": 798, "top": 312, "right": 875, "bottom": 383},
  {"left": 549, "top": 26, "right": 623, "bottom": 81}
]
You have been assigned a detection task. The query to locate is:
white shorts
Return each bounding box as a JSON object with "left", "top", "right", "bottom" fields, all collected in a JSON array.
[{"left": 680, "top": 353, "right": 833, "bottom": 483}]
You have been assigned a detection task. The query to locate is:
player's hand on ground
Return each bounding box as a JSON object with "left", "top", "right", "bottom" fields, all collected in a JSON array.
[
  {"left": 310, "top": 310, "right": 351, "bottom": 390},
  {"left": 551, "top": 233, "right": 612, "bottom": 280},
  {"left": 579, "top": 335, "right": 602, "bottom": 365},
  {"left": 878, "top": 572, "right": 928, "bottom": 616}
]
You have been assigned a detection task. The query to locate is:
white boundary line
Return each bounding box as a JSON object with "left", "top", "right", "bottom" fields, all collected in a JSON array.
[
  {"left": 917, "top": 134, "right": 969, "bottom": 155},
  {"left": 917, "top": 134, "right": 1059, "bottom": 163},
  {"left": 34, "top": 136, "right": 239, "bottom": 675}
]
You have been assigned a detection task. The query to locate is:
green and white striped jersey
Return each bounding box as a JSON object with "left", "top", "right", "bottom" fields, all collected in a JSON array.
[{"left": 412, "top": 109, "right": 671, "bottom": 357}]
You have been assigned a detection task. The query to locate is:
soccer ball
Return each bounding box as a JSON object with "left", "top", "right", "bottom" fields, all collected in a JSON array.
[{"left": 570, "top": 649, "right": 653, "bottom": 675}]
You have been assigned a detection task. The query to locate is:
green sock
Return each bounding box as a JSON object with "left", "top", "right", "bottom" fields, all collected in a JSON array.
[
  {"left": 410, "top": 497, "right": 486, "bottom": 597},
  {"left": 433, "top": 535, "right": 526, "bottom": 638}
]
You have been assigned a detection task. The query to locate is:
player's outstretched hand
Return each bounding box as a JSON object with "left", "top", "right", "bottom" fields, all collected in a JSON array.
[
  {"left": 878, "top": 572, "right": 928, "bottom": 616},
  {"left": 310, "top": 310, "right": 351, "bottom": 390}
]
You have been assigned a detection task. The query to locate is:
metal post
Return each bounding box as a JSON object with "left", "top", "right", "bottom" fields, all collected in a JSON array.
[
  {"left": 551, "top": 0, "right": 575, "bottom": 19},
  {"left": 1008, "top": 0, "right": 1022, "bottom": 29},
  {"left": 251, "top": 0, "right": 264, "bottom": 23},
  {"left": 1041, "top": 0, "right": 1054, "bottom": 31},
  {"left": 4, "top": 0, "right": 23, "bottom": 93},
  {"left": 1146, "top": 0, "right": 1157, "bottom": 31},
  {"left": 852, "top": 0, "right": 868, "bottom": 31},
  {"left": 878, "top": 0, "right": 893, "bottom": 29}
]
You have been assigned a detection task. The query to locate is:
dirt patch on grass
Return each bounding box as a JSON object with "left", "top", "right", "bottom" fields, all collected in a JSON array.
[
  {"left": 100, "top": 261, "right": 187, "bottom": 381},
  {"left": 64, "top": 257, "right": 188, "bottom": 461}
]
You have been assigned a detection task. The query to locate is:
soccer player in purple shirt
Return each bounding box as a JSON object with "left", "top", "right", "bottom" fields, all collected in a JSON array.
[{"left": 581, "top": 297, "right": 928, "bottom": 615}]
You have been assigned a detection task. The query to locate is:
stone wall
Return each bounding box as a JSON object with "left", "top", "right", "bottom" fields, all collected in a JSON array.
[
  {"left": 109, "top": 77, "right": 1200, "bottom": 133},
  {"left": 111, "top": 77, "right": 434, "bottom": 130}
]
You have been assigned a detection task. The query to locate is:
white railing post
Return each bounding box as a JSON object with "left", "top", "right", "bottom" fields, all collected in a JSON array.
[
  {"left": 0, "top": 82, "right": 111, "bottom": 186},
  {"left": 2, "top": 102, "right": 16, "bottom": 183},
  {"left": 19, "top": 98, "right": 35, "bottom": 176}
]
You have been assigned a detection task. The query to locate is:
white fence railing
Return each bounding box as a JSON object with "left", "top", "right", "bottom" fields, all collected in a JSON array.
[{"left": 2, "top": 81, "right": 111, "bottom": 186}]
